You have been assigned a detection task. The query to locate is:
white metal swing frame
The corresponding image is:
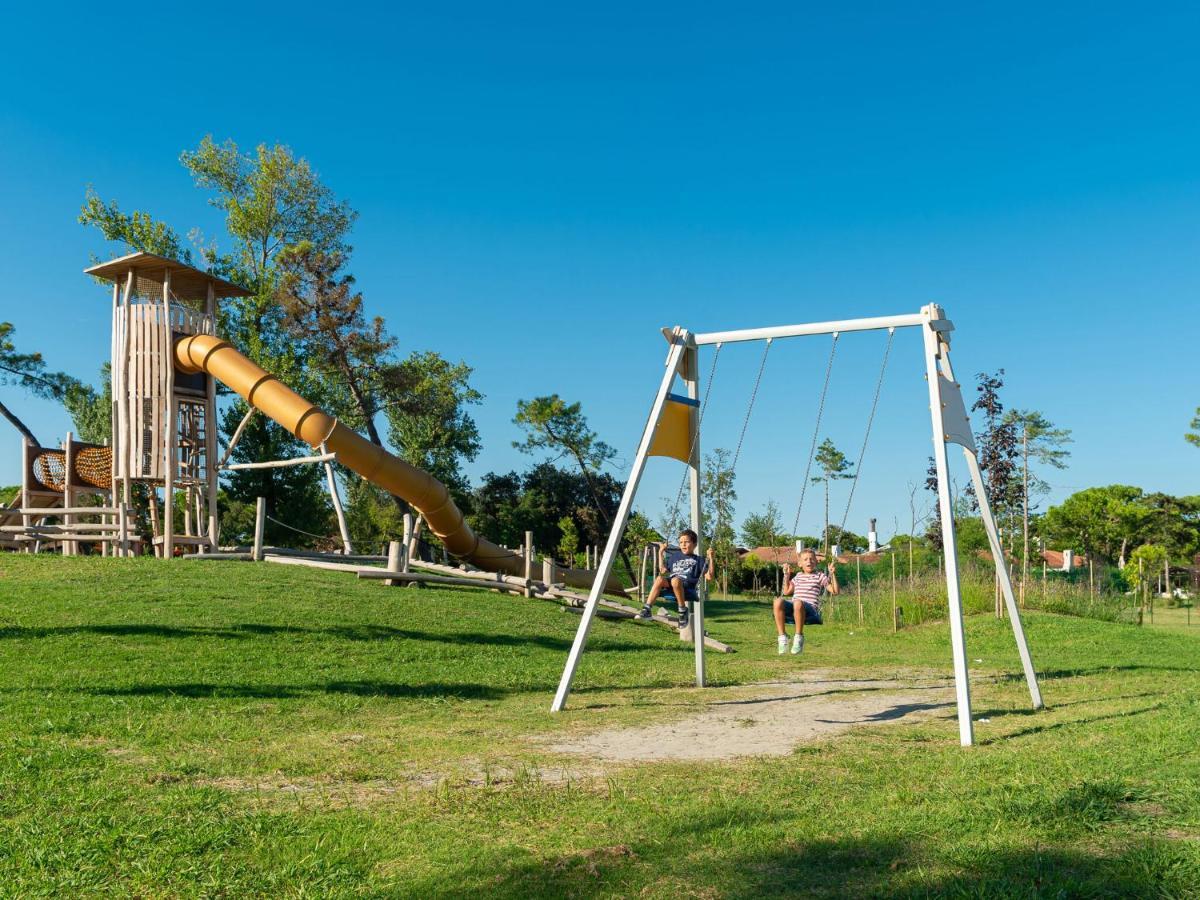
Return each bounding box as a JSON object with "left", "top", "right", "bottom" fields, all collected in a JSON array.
[{"left": 551, "top": 303, "right": 1043, "bottom": 747}]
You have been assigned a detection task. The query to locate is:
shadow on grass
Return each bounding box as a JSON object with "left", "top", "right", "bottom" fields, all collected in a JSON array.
[
  {"left": 83, "top": 680, "right": 510, "bottom": 701},
  {"left": 979, "top": 702, "right": 1166, "bottom": 746},
  {"left": 451, "top": 831, "right": 1197, "bottom": 898},
  {"left": 1010, "top": 665, "right": 1200, "bottom": 681},
  {"left": 0, "top": 622, "right": 660, "bottom": 654}
]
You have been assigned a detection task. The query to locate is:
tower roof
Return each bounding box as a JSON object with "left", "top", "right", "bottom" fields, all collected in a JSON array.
[{"left": 85, "top": 252, "right": 252, "bottom": 301}]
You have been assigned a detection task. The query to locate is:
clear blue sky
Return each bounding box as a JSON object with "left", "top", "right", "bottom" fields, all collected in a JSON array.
[{"left": 2, "top": 2, "right": 1197, "bottom": 540}]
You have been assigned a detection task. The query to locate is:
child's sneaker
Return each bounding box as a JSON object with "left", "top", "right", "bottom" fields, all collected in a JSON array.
[
  {"left": 636, "top": 604, "right": 652, "bottom": 619},
  {"left": 791, "top": 634, "right": 805, "bottom": 655},
  {"left": 777, "top": 635, "right": 788, "bottom": 654},
  {"left": 677, "top": 608, "right": 689, "bottom": 630}
]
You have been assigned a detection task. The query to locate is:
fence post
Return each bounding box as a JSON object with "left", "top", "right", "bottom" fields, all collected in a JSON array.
[
  {"left": 856, "top": 555, "right": 863, "bottom": 624},
  {"left": 891, "top": 551, "right": 897, "bottom": 633},
  {"left": 386, "top": 541, "right": 402, "bottom": 587},
  {"left": 524, "top": 531, "right": 534, "bottom": 598},
  {"left": 253, "top": 497, "right": 266, "bottom": 562}
]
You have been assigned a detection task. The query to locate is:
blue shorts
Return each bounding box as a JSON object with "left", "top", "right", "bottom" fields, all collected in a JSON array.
[
  {"left": 782, "top": 599, "right": 822, "bottom": 625},
  {"left": 656, "top": 574, "right": 698, "bottom": 604}
]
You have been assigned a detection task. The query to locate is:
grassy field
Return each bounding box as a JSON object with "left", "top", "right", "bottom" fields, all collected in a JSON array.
[{"left": 0, "top": 555, "right": 1197, "bottom": 897}]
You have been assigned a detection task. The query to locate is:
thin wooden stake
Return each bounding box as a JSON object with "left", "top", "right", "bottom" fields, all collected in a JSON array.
[
  {"left": 524, "top": 531, "right": 534, "bottom": 598},
  {"left": 253, "top": 496, "right": 266, "bottom": 562}
]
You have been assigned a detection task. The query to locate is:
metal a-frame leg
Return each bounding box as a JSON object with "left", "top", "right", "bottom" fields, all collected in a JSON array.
[
  {"left": 683, "top": 344, "right": 705, "bottom": 688},
  {"left": 962, "top": 448, "right": 1044, "bottom": 709},
  {"left": 922, "top": 309, "right": 974, "bottom": 746},
  {"left": 551, "top": 331, "right": 691, "bottom": 712}
]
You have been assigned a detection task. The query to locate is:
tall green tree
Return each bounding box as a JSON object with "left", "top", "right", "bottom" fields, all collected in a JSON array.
[
  {"left": 1042, "top": 485, "right": 1153, "bottom": 565},
  {"left": 741, "top": 499, "right": 784, "bottom": 550},
  {"left": 468, "top": 463, "right": 630, "bottom": 573},
  {"left": 812, "top": 438, "right": 854, "bottom": 554},
  {"left": 180, "top": 137, "right": 358, "bottom": 515},
  {"left": 0, "top": 322, "right": 79, "bottom": 447},
  {"left": 276, "top": 242, "right": 394, "bottom": 445},
  {"left": 384, "top": 351, "right": 483, "bottom": 504},
  {"left": 1003, "top": 408, "right": 1072, "bottom": 578},
  {"left": 513, "top": 394, "right": 633, "bottom": 578},
  {"left": 702, "top": 448, "right": 738, "bottom": 596},
  {"left": 970, "top": 371, "right": 1020, "bottom": 530},
  {"left": 78, "top": 189, "right": 192, "bottom": 262},
  {"left": 1186, "top": 409, "right": 1200, "bottom": 449}
]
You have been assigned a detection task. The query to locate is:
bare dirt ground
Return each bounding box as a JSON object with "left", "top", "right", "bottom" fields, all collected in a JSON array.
[{"left": 542, "top": 670, "right": 956, "bottom": 762}]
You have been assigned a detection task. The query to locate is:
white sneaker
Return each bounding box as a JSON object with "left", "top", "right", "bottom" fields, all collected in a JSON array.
[
  {"left": 791, "top": 634, "right": 805, "bottom": 655},
  {"left": 777, "top": 635, "right": 788, "bottom": 655}
]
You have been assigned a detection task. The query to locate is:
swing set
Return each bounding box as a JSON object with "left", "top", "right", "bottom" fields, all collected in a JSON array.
[{"left": 552, "top": 304, "right": 1043, "bottom": 747}]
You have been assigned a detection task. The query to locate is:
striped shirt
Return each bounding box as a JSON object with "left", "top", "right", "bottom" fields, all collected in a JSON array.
[{"left": 790, "top": 571, "right": 831, "bottom": 609}]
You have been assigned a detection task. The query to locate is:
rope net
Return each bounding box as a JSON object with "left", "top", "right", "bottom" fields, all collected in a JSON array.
[{"left": 31, "top": 447, "right": 113, "bottom": 492}]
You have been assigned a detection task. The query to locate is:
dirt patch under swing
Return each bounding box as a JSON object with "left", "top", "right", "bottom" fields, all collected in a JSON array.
[{"left": 542, "top": 672, "right": 957, "bottom": 762}]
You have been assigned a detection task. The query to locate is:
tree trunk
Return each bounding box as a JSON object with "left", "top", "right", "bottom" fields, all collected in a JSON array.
[{"left": 0, "top": 397, "right": 40, "bottom": 448}]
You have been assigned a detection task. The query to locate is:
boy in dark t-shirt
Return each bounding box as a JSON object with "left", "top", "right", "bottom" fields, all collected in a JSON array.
[{"left": 637, "top": 528, "right": 714, "bottom": 630}]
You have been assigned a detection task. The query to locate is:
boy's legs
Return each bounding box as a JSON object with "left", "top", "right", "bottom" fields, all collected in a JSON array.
[
  {"left": 639, "top": 574, "right": 670, "bottom": 617},
  {"left": 670, "top": 577, "right": 693, "bottom": 629},
  {"left": 668, "top": 577, "right": 688, "bottom": 613},
  {"left": 791, "top": 602, "right": 807, "bottom": 653},
  {"left": 773, "top": 598, "right": 791, "bottom": 653},
  {"left": 773, "top": 597, "right": 789, "bottom": 635}
]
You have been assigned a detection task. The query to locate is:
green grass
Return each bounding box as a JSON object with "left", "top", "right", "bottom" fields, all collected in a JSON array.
[{"left": 0, "top": 555, "right": 1198, "bottom": 897}]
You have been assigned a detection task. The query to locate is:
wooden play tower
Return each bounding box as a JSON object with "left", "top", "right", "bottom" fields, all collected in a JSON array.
[{"left": 87, "top": 252, "right": 251, "bottom": 556}]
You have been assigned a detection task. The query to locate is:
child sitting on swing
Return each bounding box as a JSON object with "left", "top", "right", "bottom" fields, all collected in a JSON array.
[
  {"left": 775, "top": 548, "right": 838, "bottom": 655},
  {"left": 638, "top": 528, "right": 714, "bottom": 630}
]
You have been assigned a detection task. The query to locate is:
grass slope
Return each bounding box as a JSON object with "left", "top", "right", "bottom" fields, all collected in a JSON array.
[{"left": 0, "top": 555, "right": 1197, "bottom": 897}]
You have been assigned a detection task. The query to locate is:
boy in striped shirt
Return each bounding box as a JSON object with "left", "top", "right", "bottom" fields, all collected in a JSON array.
[{"left": 774, "top": 548, "right": 839, "bottom": 655}]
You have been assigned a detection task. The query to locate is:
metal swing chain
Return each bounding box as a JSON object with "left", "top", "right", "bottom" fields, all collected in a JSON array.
[
  {"left": 709, "top": 338, "right": 772, "bottom": 541},
  {"left": 837, "top": 327, "right": 895, "bottom": 536},
  {"left": 790, "top": 332, "right": 840, "bottom": 541},
  {"left": 730, "top": 338, "right": 772, "bottom": 474}
]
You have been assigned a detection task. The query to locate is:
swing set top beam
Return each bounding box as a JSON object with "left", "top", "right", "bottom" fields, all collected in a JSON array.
[{"left": 693, "top": 312, "right": 927, "bottom": 346}]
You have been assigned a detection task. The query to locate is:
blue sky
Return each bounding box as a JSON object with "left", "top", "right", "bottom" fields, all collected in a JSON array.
[{"left": 1, "top": 2, "right": 1197, "bottom": 539}]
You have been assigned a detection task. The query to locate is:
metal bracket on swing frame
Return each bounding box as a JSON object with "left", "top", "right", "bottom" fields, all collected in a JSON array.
[{"left": 551, "top": 304, "right": 1044, "bottom": 748}]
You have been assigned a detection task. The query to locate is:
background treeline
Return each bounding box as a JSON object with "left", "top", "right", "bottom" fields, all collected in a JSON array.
[{"left": 4, "top": 139, "right": 1199, "bottom": 602}]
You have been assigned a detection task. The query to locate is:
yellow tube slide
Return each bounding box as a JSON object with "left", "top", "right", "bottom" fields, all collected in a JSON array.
[{"left": 175, "top": 334, "right": 623, "bottom": 593}]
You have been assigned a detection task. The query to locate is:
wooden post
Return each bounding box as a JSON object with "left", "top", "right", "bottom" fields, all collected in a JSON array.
[
  {"left": 253, "top": 496, "right": 266, "bottom": 562},
  {"left": 543, "top": 557, "right": 556, "bottom": 586},
  {"left": 63, "top": 433, "right": 75, "bottom": 557},
  {"left": 402, "top": 514, "right": 413, "bottom": 573},
  {"left": 856, "top": 554, "right": 863, "bottom": 624},
  {"left": 148, "top": 490, "right": 161, "bottom": 555},
  {"left": 118, "top": 501, "right": 129, "bottom": 557},
  {"left": 119, "top": 268, "right": 135, "bottom": 509},
  {"left": 161, "top": 267, "right": 175, "bottom": 560},
  {"left": 205, "top": 281, "right": 219, "bottom": 550},
  {"left": 320, "top": 443, "right": 352, "bottom": 554},
  {"left": 891, "top": 550, "right": 897, "bottom": 633},
  {"left": 524, "top": 531, "right": 533, "bottom": 598},
  {"left": 109, "top": 281, "right": 120, "bottom": 522},
  {"left": 385, "top": 542, "right": 402, "bottom": 586}
]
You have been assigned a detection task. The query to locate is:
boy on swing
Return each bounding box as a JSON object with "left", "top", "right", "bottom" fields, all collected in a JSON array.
[
  {"left": 775, "top": 548, "right": 838, "bottom": 654},
  {"left": 637, "top": 528, "right": 714, "bottom": 630}
]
